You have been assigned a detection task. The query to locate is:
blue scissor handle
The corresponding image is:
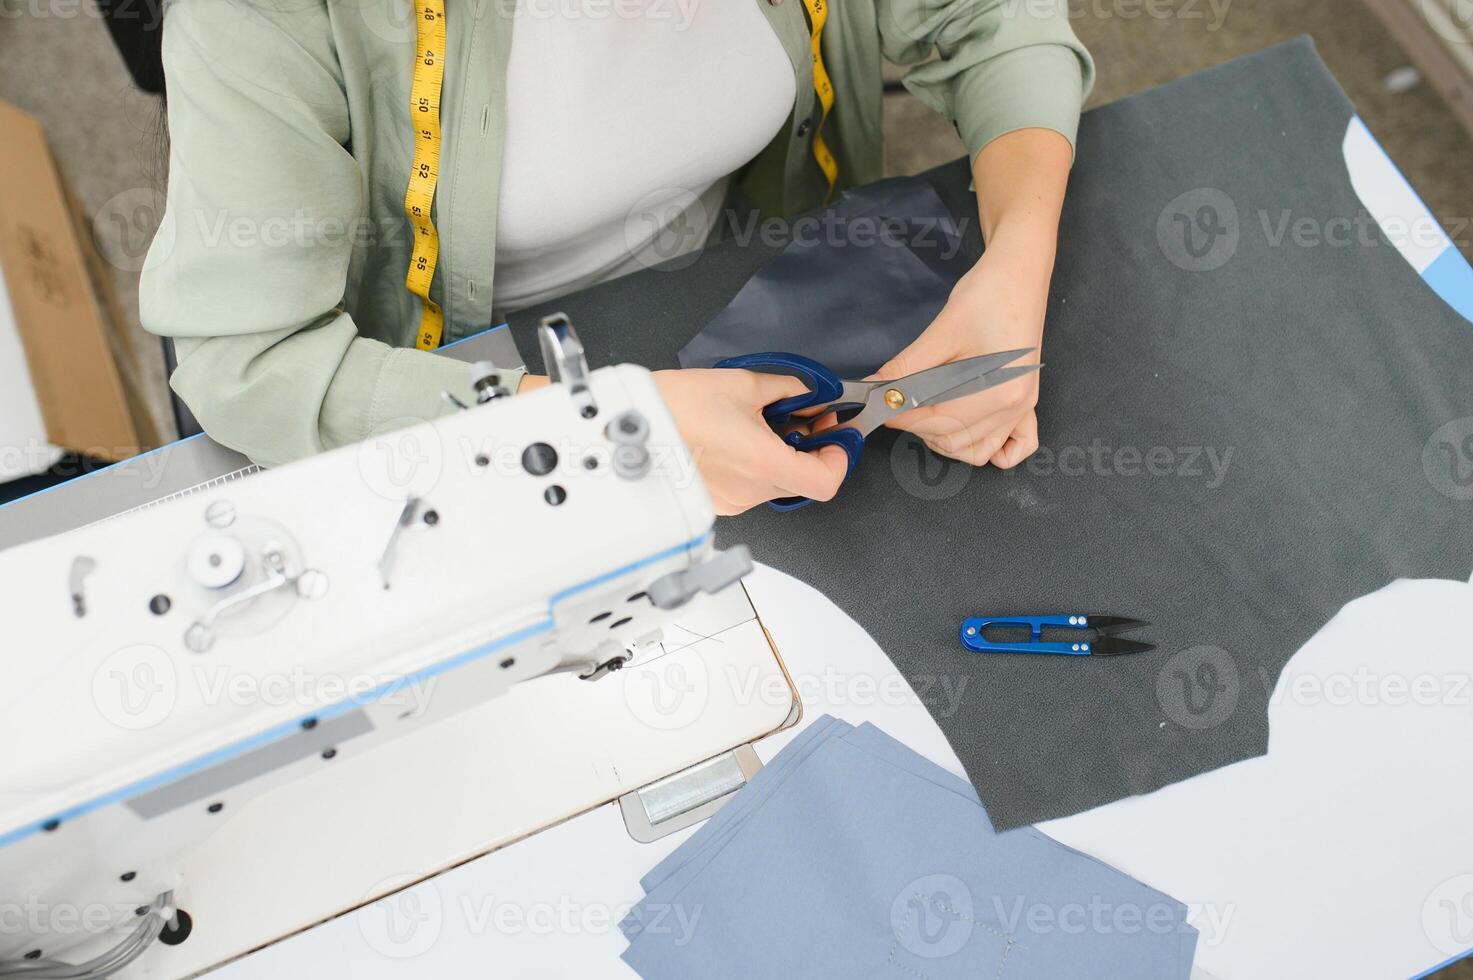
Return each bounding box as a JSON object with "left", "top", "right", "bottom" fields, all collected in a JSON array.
[
  {"left": 765, "top": 426, "right": 867, "bottom": 511},
  {"left": 713, "top": 352, "right": 846, "bottom": 424},
  {"left": 959, "top": 615, "right": 1095, "bottom": 656}
]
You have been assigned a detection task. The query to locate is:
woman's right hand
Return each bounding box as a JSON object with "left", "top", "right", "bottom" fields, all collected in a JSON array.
[{"left": 653, "top": 368, "right": 849, "bottom": 515}]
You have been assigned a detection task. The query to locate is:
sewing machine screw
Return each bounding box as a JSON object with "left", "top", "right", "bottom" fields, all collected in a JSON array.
[
  {"left": 583, "top": 456, "right": 598, "bottom": 470},
  {"left": 149, "top": 595, "right": 172, "bottom": 615},
  {"left": 204, "top": 500, "right": 236, "bottom": 529},
  {"left": 69, "top": 556, "right": 97, "bottom": 618},
  {"left": 522, "top": 442, "right": 559, "bottom": 476},
  {"left": 608, "top": 411, "right": 651, "bottom": 479},
  {"left": 296, "top": 570, "right": 329, "bottom": 600},
  {"left": 544, "top": 485, "right": 567, "bottom": 506},
  {"left": 423, "top": 509, "right": 440, "bottom": 526}
]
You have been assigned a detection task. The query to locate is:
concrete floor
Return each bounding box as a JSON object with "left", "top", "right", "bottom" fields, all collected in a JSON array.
[{"left": 0, "top": 3, "right": 1470, "bottom": 976}]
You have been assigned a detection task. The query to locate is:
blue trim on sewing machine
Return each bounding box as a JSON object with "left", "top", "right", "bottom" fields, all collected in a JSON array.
[
  {"left": 438, "top": 320, "right": 509, "bottom": 351},
  {"left": 0, "top": 432, "right": 213, "bottom": 513},
  {"left": 0, "top": 526, "right": 714, "bottom": 849}
]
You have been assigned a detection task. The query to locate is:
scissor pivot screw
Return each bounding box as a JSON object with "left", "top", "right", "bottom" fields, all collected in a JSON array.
[{"left": 884, "top": 388, "right": 905, "bottom": 410}]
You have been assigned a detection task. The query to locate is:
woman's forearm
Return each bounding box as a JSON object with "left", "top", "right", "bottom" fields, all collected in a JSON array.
[{"left": 970, "top": 127, "right": 1074, "bottom": 297}]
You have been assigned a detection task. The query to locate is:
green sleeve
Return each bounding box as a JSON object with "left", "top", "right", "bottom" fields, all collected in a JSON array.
[
  {"left": 876, "top": 0, "right": 1096, "bottom": 159},
  {"left": 139, "top": 0, "right": 494, "bottom": 469}
]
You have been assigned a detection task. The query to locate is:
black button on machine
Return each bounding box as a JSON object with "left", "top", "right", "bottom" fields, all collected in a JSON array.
[{"left": 521, "top": 442, "right": 558, "bottom": 476}]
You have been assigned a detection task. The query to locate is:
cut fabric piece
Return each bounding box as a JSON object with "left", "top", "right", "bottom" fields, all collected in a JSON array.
[
  {"left": 677, "top": 177, "right": 971, "bottom": 378},
  {"left": 1038, "top": 578, "right": 1473, "bottom": 979},
  {"left": 621, "top": 717, "right": 1198, "bottom": 980},
  {"left": 507, "top": 38, "right": 1473, "bottom": 828}
]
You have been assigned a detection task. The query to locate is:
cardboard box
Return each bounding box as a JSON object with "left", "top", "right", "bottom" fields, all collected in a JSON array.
[{"left": 0, "top": 97, "right": 160, "bottom": 481}]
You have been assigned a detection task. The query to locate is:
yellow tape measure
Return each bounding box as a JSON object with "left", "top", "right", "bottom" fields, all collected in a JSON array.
[
  {"left": 799, "top": 0, "right": 839, "bottom": 195},
  {"left": 405, "top": 0, "right": 447, "bottom": 351}
]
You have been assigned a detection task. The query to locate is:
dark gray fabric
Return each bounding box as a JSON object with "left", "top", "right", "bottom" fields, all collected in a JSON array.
[
  {"left": 509, "top": 38, "right": 1473, "bottom": 828},
  {"left": 678, "top": 178, "right": 969, "bottom": 377}
]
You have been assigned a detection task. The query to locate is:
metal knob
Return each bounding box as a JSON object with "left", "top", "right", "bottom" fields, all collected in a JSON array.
[{"left": 607, "top": 411, "right": 651, "bottom": 480}]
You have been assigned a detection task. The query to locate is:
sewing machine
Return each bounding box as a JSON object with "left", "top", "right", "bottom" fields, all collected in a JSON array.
[{"left": 0, "top": 318, "right": 797, "bottom": 979}]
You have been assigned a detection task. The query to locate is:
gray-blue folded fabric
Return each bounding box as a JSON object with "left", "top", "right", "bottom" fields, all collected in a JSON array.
[{"left": 621, "top": 718, "right": 1198, "bottom": 979}]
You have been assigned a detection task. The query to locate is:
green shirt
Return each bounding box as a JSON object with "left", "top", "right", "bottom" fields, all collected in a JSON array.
[{"left": 142, "top": 0, "right": 1093, "bottom": 467}]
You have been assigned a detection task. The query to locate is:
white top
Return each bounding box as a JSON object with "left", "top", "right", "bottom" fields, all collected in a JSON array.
[{"left": 491, "top": 0, "right": 797, "bottom": 313}]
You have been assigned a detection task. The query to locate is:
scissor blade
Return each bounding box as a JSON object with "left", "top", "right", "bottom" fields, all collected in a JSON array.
[
  {"left": 891, "top": 347, "right": 1036, "bottom": 409},
  {"left": 925, "top": 363, "right": 1041, "bottom": 407}
]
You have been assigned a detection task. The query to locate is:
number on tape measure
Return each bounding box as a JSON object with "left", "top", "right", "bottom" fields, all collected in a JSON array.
[{"left": 404, "top": 0, "right": 447, "bottom": 351}]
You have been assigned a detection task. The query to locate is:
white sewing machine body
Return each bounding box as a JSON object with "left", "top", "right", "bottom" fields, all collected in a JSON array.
[{"left": 0, "top": 322, "right": 779, "bottom": 974}]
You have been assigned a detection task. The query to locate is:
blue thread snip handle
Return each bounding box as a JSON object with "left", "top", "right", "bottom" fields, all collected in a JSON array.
[{"left": 959, "top": 615, "right": 1155, "bottom": 658}]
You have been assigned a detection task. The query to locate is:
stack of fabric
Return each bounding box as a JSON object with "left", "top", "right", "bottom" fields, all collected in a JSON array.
[{"left": 620, "top": 716, "right": 1198, "bottom": 978}]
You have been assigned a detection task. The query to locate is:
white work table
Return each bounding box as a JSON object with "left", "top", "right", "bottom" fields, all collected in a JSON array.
[{"left": 209, "top": 563, "right": 1473, "bottom": 980}]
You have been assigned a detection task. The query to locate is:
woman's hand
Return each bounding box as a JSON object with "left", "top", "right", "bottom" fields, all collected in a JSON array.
[
  {"left": 521, "top": 368, "right": 845, "bottom": 513},
  {"left": 872, "top": 248, "right": 1047, "bottom": 468},
  {"left": 875, "top": 127, "right": 1073, "bottom": 470},
  {"left": 653, "top": 368, "right": 849, "bottom": 515}
]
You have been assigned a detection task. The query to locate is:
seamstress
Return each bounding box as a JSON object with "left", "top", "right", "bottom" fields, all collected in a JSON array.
[{"left": 141, "top": 0, "right": 1093, "bottom": 514}]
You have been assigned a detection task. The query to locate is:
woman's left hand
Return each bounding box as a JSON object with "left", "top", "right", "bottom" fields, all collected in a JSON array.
[
  {"left": 870, "top": 243, "right": 1049, "bottom": 469},
  {"left": 870, "top": 127, "right": 1073, "bottom": 470}
]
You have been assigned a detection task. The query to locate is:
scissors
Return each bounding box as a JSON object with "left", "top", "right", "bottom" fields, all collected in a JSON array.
[
  {"left": 959, "top": 615, "right": 1154, "bottom": 657},
  {"left": 713, "top": 348, "right": 1040, "bottom": 511}
]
